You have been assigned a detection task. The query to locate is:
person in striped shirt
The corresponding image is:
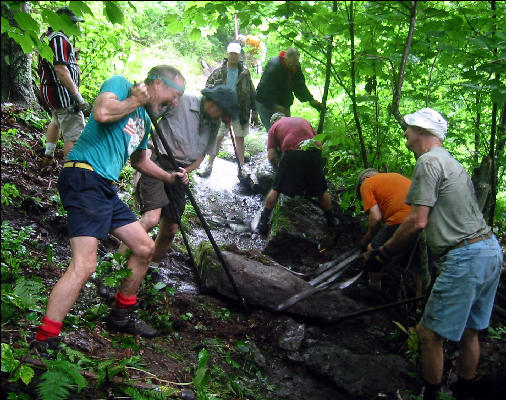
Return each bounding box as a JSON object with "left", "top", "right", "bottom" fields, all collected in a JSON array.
[{"left": 38, "top": 7, "right": 90, "bottom": 163}]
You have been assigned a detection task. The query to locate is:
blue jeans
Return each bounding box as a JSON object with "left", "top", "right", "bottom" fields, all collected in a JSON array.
[{"left": 421, "top": 235, "right": 502, "bottom": 341}]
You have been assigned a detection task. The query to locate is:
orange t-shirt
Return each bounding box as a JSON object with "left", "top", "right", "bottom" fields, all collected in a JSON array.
[{"left": 360, "top": 173, "right": 411, "bottom": 226}]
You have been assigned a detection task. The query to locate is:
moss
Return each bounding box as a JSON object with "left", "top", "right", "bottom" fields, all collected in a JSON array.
[{"left": 195, "top": 240, "right": 224, "bottom": 272}]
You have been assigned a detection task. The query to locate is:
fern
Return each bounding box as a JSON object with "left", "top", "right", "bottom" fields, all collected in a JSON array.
[
  {"left": 36, "top": 360, "right": 87, "bottom": 400},
  {"left": 12, "top": 277, "right": 44, "bottom": 309}
]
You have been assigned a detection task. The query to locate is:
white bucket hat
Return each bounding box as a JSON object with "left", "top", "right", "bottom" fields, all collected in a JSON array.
[
  {"left": 227, "top": 42, "right": 242, "bottom": 54},
  {"left": 404, "top": 108, "right": 448, "bottom": 141}
]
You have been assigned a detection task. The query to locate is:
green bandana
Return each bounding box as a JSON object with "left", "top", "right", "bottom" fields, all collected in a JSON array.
[{"left": 149, "top": 75, "right": 185, "bottom": 93}]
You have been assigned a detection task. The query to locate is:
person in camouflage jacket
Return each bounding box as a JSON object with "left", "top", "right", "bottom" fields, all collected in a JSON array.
[{"left": 199, "top": 42, "right": 258, "bottom": 178}]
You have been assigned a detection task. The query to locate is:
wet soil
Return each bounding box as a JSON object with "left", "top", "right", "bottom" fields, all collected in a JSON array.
[{"left": 1, "top": 103, "right": 505, "bottom": 400}]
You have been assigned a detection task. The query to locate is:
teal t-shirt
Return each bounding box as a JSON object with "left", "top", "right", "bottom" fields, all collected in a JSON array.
[
  {"left": 226, "top": 67, "right": 239, "bottom": 93},
  {"left": 67, "top": 76, "right": 151, "bottom": 181}
]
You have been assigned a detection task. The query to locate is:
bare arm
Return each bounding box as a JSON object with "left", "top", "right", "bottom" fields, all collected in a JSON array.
[
  {"left": 185, "top": 155, "right": 205, "bottom": 174},
  {"left": 93, "top": 83, "right": 150, "bottom": 123},
  {"left": 267, "top": 148, "right": 279, "bottom": 168},
  {"left": 130, "top": 149, "right": 189, "bottom": 186},
  {"left": 54, "top": 64, "right": 79, "bottom": 96},
  {"left": 360, "top": 204, "right": 382, "bottom": 247},
  {"left": 380, "top": 205, "right": 430, "bottom": 255}
]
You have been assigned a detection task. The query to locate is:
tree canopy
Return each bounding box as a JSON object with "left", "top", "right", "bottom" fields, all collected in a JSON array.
[{"left": 1, "top": 0, "right": 505, "bottom": 227}]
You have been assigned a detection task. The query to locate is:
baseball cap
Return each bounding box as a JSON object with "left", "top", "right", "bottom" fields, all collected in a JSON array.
[
  {"left": 227, "top": 42, "right": 242, "bottom": 54},
  {"left": 355, "top": 168, "right": 378, "bottom": 198},
  {"left": 201, "top": 85, "right": 239, "bottom": 121},
  {"left": 56, "top": 6, "right": 84, "bottom": 23},
  {"left": 404, "top": 108, "right": 448, "bottom": 141}
]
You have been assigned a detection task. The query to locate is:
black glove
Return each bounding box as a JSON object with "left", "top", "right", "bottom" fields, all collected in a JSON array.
[
  {"left": 70, "top": 93, "right": 91, "bottom": 117},
  {"left": 365, "top": 247, "right": 390, "bottom": 272}
]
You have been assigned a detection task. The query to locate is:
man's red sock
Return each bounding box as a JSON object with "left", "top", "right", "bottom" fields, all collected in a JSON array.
[
  {"left": 114, "top": 292, "right": 137, "bottom": 308},
  {"left": 34, "top": 316, "right": 63, "bottom": 341}
]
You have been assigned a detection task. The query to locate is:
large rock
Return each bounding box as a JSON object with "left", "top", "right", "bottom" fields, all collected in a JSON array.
[
  {"left": 195, "top": 242, "right": 363, "bottom": 321},
  {"left": 303, "top": 343, "right": 413, "bottom": 398}
]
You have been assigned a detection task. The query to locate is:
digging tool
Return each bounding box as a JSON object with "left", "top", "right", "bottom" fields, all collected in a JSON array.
[
  {"left": 226, "top": 117, "right": 246, "bottom": 181},
  {"left": 146, "top": 107, "right": 249, "bottom": 313},
  {"left": 276, "top": 249, "right": 363, "bottom": 312}
]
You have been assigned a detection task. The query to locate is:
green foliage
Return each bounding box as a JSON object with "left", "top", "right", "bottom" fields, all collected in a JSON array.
[
  {"left": 1, "top": 222, "right": 36, "bottom": 279},
  {"left": 1, "top": 183, "right": 21, "bottom": 207},
  {"left": 487, "top": 324, "right": 506, "bottom": 339},
  {"left": 94, "top": 251, "right": 132, "bottom": 288},
  {"left": 392, "top": 321, "right": 419, "bottom": 364},
  {"left": 36, "top": 360, "right": 87, "bottom": 400},
  {"left": 1, "top": 343, "right": 35, "bottom": 385}
]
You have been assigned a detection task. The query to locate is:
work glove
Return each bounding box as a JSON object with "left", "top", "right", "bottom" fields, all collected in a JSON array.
[
  {"left": 365, "top": 247, "right": 390, "bottom": 272},
  {"left": 71, "top": 92, "right": 91, "bottom": 117}
]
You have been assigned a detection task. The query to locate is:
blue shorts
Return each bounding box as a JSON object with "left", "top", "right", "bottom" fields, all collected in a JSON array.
[
  {"left": 421, "top": 236, "right": 503, "bottom": 342},
  {"left": 58, "top": 167, "right": 137, "bottom": 240}
]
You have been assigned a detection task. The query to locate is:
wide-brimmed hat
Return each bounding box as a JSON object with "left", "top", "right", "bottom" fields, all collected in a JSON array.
[
  {"left": 355, "top": 168, "right": 378, "bottom": 198},
  {"left": 201, "top": 85, "right": 239, "bottom": 121},
  {"left": 404, "top": 108, "right": 447, "bottom": 141},
  {"left": 56, "top": 6, "right": 84, "bottom": 23},
  {"left": 227, "top": 42, "right": 241, "bottom": 54}
]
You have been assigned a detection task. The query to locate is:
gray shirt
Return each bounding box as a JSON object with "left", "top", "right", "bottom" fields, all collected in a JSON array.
[
  {"left": 405, "top": 146, "right": 489, "bottom": 255},
  {"left": 152, "top": 93, "right": 219, "bottom": 166}
]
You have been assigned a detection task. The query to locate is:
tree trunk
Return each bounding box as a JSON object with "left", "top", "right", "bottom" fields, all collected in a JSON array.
[
  {"left": 317, "top": 1, "right": 338, "bottom": 135},
  {"left": 391, "top": 1, "right": 418, "bottom": 131},
  {"left": 347, "top": 1, "right": 368, "bottom": 168},
  {"left": 0, "top": 1, "right": 38, "bottom": 107}
]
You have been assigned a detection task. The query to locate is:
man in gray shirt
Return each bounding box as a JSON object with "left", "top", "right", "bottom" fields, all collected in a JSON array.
[
  {"left": 119, "top": 85, "right": 238, "bottom": 265},
  {"left": 366, "top": 108, "right": 502, "bottom": 400}
]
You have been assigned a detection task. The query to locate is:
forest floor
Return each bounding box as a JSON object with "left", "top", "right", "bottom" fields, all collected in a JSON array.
[{"left": 1, "top": 102, "right": 505, "bottom": 400}]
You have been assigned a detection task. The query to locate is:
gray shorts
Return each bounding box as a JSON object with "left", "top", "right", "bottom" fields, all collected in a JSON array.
[
  {"left": 52, "top": 108, "right": 85, "bottom": 142},
  {"left": 217, "top": 119, "right": 249, "bottom": 138},
  {"left": 135, "top": 154, "right": 186, "bottom": 222}
]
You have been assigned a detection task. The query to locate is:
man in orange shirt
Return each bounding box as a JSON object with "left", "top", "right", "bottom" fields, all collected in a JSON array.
[{"left": 356, "top": 168, "right": 412, "bottom": 286}]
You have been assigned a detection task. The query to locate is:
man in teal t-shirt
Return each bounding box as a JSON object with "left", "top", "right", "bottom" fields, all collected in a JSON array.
[{"left": 30, "top": 65, "right": 189, "bottom": 357}]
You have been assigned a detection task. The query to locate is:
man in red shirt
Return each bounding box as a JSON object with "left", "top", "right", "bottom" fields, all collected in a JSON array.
[{"left": 256, "top": 113, "right": 335, "bottom": 235}]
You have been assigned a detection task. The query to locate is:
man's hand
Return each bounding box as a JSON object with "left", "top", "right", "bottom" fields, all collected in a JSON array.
[
  {"left": 365, "top": 247, "right": 390, "bottom": 272},
  {"left": 168, "top": 167, "right": 189, "bottom": 186},
  {"left": 129, "top": 82, "right": 150, "bottom": 108},
  {"left": 71, "top": 92, "right": 91, "bottom": 116},
  {"left": 310, "top": 99, "right": 324, "bottom": 111}
]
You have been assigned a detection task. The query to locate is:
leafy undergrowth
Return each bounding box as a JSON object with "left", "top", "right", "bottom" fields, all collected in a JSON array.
[{"left": 2, "top": 103, "right": 505, "bottom": 400}]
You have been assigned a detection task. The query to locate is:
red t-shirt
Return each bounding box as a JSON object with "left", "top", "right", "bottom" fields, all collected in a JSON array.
[
  {"left": 360, "top": 173, "right": 412, "bottom": 226},
  {"left": 267, "top": 117, "right": 316, "bottom": 152}
]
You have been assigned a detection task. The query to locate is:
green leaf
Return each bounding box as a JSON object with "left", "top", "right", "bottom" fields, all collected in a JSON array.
[
  {"left": 14, "top": 11, "right": 39, "bottom": 32},
  {"left": 1, "top": 17, "right": 11, "bottom": 33},
  {"left": 69, "top": 1, "right": 92, "bottom": 19},
  {"left": 189, "top": 28, "right": 201, "bottom": 41},
  {"left": 14, "top": 365, "right": 35, "bottom": 385},
  {"left": 7, "top": 31, "right": 33, "bottom": 54},
  {"left": 1, "top": 343, "right": 20, "bottom": 373},
  {"left": 153, "top": 282, "right": 167, "bottom": 290},
  {"left": 104, "top": 2, "right": 124, "bottom": 25}
]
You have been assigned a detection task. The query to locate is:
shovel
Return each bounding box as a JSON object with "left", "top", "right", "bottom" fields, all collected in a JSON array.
[
  {"left": 226, "top": 117, "right": 247, "bottom": 182},
  {"left": 276, "top": 249, "right": 363, "bottom": 312}
]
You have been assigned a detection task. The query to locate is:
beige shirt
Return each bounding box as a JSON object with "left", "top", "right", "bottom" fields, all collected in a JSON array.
[{"left": 152, "top": 94, "right": 219, "bottom": 166}]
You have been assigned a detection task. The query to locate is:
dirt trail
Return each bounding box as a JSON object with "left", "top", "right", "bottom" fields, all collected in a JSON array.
[{"left": 2, "top": 103, "right": 505, "bottom": 400}]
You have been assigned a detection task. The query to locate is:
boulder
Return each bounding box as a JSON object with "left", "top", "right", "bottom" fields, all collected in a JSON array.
[{"left": 195, "top": 242, "right": 363, "bottom": 321}]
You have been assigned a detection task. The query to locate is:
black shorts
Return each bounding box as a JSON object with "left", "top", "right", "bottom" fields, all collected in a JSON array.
[
  {"left": 58, "top": 167, "right": 137, "bottom": 240},
  {"left": 135, "top": 155, "right": 186, "bottom": 222},
  {"left": 273, "top": 150, "right": 328, "bottom": 197}
]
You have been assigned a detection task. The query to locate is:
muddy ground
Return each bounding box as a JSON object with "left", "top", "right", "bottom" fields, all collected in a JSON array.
[{"left": 1, "top": 103, "right": 505, "bottom": 400}]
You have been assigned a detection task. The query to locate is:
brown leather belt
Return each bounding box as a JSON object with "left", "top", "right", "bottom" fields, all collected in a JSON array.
[{"left": 448, "top": 231, "right": 493, "bottom": 253}]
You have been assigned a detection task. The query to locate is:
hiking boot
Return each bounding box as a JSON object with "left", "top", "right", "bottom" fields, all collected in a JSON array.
[
  {"left": 29, "top": 337, "right": 61, "bottom": 359},
  {"left": 197, "top": 162, "right": 213, "bottom": 178},
  {"left": 105, "top": 303, "right": 157, "bottom": 338}
]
